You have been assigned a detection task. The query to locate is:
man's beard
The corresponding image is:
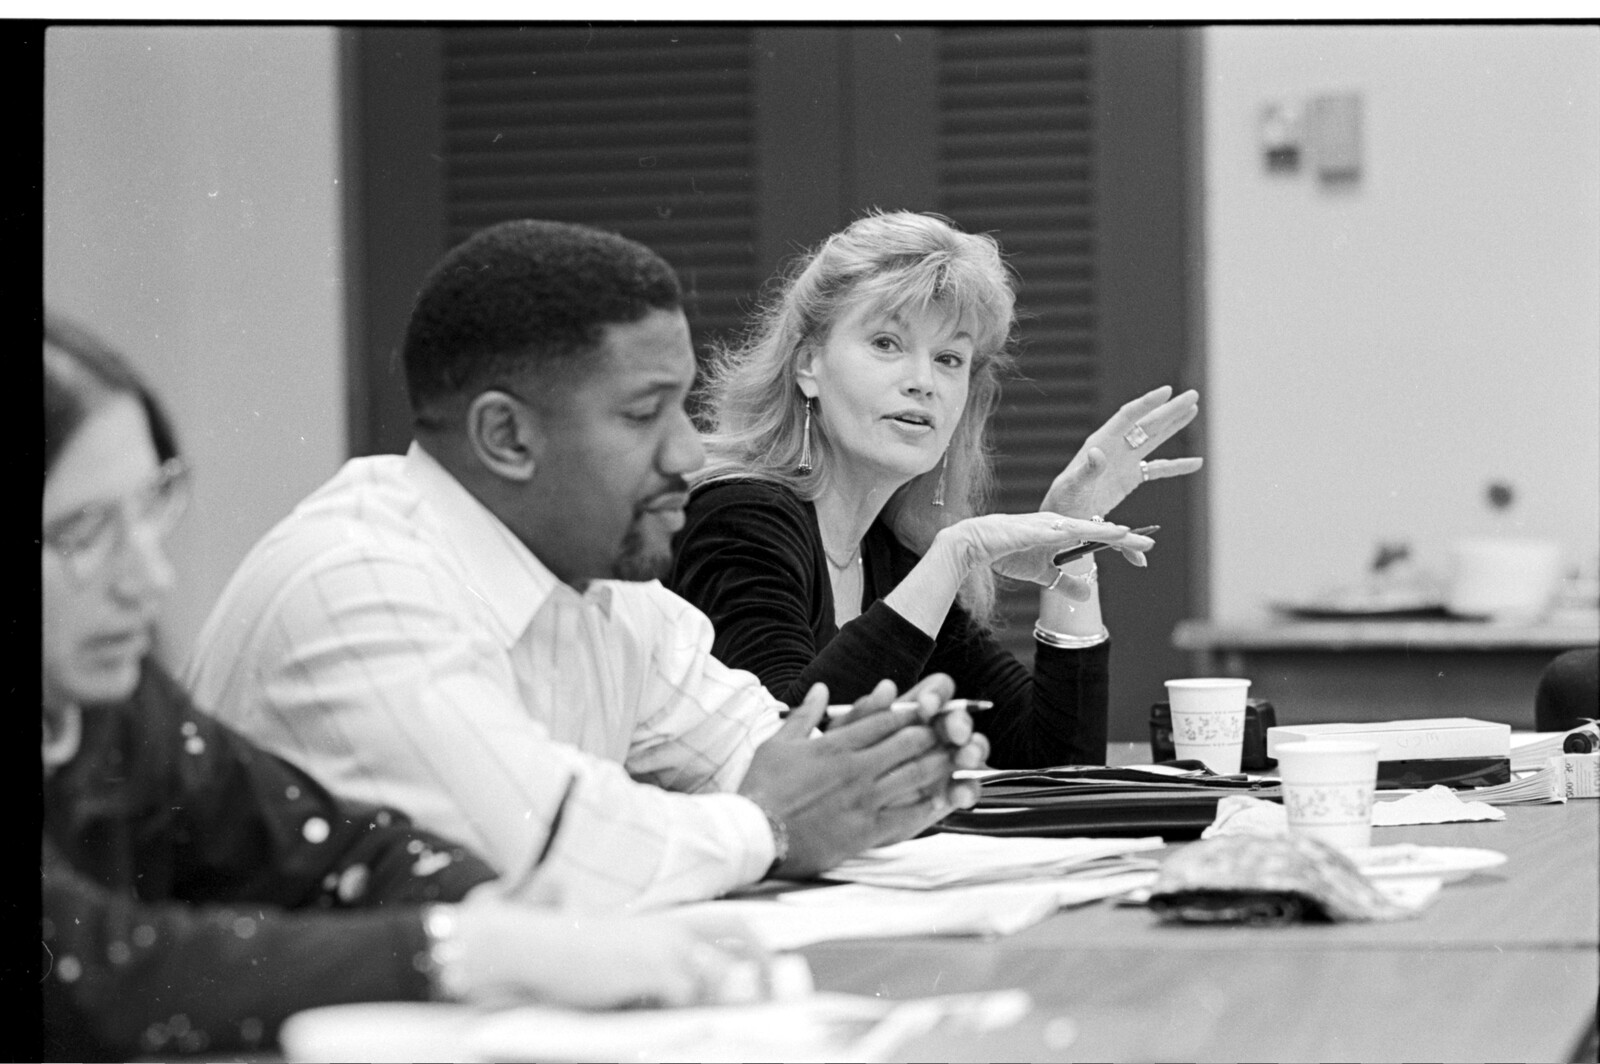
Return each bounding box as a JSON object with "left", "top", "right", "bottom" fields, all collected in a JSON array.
[{"left": 612, "top": 521, "right": 673, "bottom": 582}]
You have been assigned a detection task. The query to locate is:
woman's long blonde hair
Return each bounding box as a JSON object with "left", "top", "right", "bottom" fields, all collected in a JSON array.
[{"left": 694, "top": 210, "right": 1018, "bottom": 626}]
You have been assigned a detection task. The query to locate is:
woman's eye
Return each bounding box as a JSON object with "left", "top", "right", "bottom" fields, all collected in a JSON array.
[
  {"left": 937, "top": 352, "right": 968, "bottom": 369},
  {"left": 48, "top": 508, "right": 114, "bottom": 554},
  {"left": 624, "top": 406, "right": 661, "bottom": 424},
  {"left": 870, "top": 334, "right": 900, "bottom": 352}
]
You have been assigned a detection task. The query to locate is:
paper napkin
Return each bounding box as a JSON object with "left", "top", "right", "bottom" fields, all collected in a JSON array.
[{"left": 1371, "top": 785, "right": 1505, "bottom": 825}]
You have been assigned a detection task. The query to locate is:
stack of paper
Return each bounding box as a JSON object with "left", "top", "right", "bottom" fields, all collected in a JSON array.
[
  {"left": 822, "top": 833, "right": 1165, "bottom": 889},
  {"left": 672, "top": 836, "right": 1163, "bottom": 950},
  {"left": 1511, "top": 731, "right": 1573, "bottom": 771},
  {"left": 678, "top": 874, "right": 1158, "bottom": 950},
  {"left": 1459, "top": 764, "right": 1566, "bottom": 805},
  {"left": 1455, "top": 752, "right": 1600, "bottom": 805}
]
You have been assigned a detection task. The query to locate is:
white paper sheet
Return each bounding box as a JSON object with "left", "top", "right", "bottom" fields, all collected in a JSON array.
[
  {"left": 676, "top": 872, "right": 1159, "bottom": 950},
  {"left": 1203, "top": 789, "right": 1504, "bottom": 833},
  {"left": 820, "top": 833, "right": 1165, "bottom": 890},
  {"left": 281, "top": 991, "right": 1039, "bottom": 1064},
  {"left": 468, "top": 990, "right": 1036, "bottom": 1063}
]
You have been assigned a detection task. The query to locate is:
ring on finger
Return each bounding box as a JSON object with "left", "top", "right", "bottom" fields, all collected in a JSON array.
[
  {"left": 1140, "top": 460, "right": 1150, "bottom": 482},
  {"left": 1123, "top": 423, "right": 1150, "bottom": 449}
]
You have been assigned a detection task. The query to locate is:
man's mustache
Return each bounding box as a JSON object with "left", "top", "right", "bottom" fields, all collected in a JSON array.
[{"left": 640, "top": 477, "right": 691, "bottom": 511}]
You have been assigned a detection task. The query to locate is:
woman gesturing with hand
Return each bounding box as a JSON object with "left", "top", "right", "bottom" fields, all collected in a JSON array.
[{"left": 668, "top": 211, "right": 1202, "bottom": 768}]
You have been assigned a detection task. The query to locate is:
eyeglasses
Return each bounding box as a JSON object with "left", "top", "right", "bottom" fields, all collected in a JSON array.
[{"left": 43, "top": 458, "right": 192, "bottom": 584}]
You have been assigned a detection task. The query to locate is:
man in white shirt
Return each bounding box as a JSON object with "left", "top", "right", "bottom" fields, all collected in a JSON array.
[{"left": 187, "top": 219, "right": 984, "bottom": 913}]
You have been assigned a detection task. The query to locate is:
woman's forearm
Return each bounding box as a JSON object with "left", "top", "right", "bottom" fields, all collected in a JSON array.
[
  {"left": 881, "top": 530, "right": 970, "bottom": 638},
  {"left": 1037, "top": 559, "right": 1105, "bottom": 636}
]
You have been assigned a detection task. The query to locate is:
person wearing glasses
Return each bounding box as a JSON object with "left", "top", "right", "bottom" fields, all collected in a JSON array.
[
  {"left": 668, "top": 211, "right": 1201, "bottom": 768},
  {"left": 42, "top": 314, "right": 770, "bottom": 1061}
]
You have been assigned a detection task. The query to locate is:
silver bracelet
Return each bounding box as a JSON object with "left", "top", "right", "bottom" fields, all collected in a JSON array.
[
  {"left": 1033, "top": 622, "right": 1110, "bottom": 649},
  {"left": 421, "top": 903, "right": 469, "bottom": 1001}
]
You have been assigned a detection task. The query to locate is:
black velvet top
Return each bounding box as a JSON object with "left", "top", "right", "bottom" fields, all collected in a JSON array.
[
  {"left": 41, "top": 662, "right": 498, "bottom": 1061},
  {"left": 667, "top": 478, "right": 1109, "bottom": 768}
]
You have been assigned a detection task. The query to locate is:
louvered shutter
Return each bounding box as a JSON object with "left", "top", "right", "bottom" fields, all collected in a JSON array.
[
  {"left": 936, "top": 27, "right": 1099, "bottom": 651},
  {"left": 438, "top": 27, "right": 758, "bottom": 365}
]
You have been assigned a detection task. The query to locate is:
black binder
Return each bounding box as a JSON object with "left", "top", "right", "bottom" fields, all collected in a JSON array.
[{"left": 938, "top": 765, "right": 1283, "bottom": 841}]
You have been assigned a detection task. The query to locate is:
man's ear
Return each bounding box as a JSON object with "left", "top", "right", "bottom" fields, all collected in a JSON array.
[
  {"left": 794, "top": 344, "right": 819, "bottom": 401},
  {"left": 465, "top": 390, "right": 542, "bottom": 481}
]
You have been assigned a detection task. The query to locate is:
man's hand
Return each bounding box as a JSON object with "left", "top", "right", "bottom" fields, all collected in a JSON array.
[
  {"left": 738, "top": 676, "right": 977, "bottom": 879},
  {"left": 828, "top": 674, "right": 990, "bottom": 808}
]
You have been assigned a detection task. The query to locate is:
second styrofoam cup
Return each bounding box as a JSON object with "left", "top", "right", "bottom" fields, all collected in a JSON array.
[
  {"left": 1276, "top": 739, "right": 1381, "bottom": 850},
  {"left": 1163, "top": 678, "right": 1250, "bottom": 775}
]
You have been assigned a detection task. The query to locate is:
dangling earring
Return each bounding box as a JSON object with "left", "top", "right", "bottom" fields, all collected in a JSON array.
[
  {"left": 796, "top": 396, "right": 815, "bottom": 475},
  {"left": 931, "top": 450, "right": 948, "bottom": 507}
]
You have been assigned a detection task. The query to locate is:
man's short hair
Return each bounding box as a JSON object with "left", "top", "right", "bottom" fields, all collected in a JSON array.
[{"left": 402, "top": 219, "right": 682, "bottom": 420}]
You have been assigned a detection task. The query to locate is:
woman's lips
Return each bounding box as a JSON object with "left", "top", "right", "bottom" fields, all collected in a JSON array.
[
  {"left": 884, "top": 416, "right": 936, "bottom": 437},
  {"left": 80, "top": 629, "right": 149, "bottom": 671}
]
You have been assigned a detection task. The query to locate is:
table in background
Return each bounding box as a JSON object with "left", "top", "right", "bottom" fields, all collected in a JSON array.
[
  {"left": 800, "top": 742, "right": 1600, "bottom": 1063},
  {"left": 1171, "top": 615, "right": 1600, "bottom": 726}
]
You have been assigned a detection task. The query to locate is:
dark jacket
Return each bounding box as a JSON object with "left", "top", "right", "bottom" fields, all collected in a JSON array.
[{"left": 42, "top": 663, "right": 498, "bottom": 1061}]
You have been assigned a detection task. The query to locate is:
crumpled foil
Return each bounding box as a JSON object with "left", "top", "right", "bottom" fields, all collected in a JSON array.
[{"left": 1147, "top": 832, "right": 1422, "bottom": 925}]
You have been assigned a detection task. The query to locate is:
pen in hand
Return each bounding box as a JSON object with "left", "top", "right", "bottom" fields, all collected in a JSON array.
[
  {"left": 1051, "top": 525, "right": 1160, "bottom": 568},
  {"left": 825, "top": 699, "right": 995, "bottom": 720}
]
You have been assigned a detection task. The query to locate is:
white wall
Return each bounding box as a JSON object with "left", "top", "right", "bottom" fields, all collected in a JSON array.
[
  {"left": 1202, "top": 25, "right": 1600, "bottom": 620},
  {"left": 45, "top": 26, "right": 348, "bottom": 663}
]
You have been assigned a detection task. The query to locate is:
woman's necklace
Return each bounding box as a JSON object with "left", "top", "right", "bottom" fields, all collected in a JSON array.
[
  {"left": 822, "top": 540, "right": 862, "bottom": 571},
  {"left": 824, "top": 538, "right": 864, "bottom": 628}
]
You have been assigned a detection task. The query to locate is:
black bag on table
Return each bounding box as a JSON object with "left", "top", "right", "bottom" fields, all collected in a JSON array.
[{"left": 938, "top": 764, "right": 1282, "bottom": 841}]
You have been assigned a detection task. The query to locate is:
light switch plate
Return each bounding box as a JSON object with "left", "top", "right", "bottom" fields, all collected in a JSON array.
[{"left": 1307, "top": 92, "right": 1362, "bottom": 184}]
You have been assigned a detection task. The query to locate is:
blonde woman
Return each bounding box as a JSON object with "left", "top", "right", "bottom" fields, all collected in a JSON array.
[{"left": 668, "top": 212, "right": 1200, "bottom": 768}]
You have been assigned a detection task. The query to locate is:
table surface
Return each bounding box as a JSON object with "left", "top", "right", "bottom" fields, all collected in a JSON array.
[
  {"left": 798, "top": 743, "right": 1600, "bottom": 1063},
  {"left": 268, "top": 746, "right": 1599, "bottom": 1064}
]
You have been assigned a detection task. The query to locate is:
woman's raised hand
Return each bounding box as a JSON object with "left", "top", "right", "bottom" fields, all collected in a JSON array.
[
  {"left": 942, "top": 512, "right": 1156, "bottom": 594},
  {"left": 1043, "top": 385, "right": 1203, "bottom": 521}
]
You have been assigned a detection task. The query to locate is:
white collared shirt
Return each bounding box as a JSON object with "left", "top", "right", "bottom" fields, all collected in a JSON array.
[{"left": 186, "top": 443, "right": 783, "bottom": 912}]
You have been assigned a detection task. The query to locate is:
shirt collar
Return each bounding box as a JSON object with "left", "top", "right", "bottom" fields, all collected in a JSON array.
[{"left": 403, "top": 442, "right": 613, "bottom": 641}]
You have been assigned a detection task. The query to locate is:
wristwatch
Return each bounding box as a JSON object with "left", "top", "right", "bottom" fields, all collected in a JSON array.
[{"left": 421, "top": 903, "right": 469, "bottom": 1001}]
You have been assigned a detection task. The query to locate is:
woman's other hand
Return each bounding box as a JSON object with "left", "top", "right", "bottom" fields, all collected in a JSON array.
[
  {"left": 1044, "top": 385, "right": 1203, "bottom": 521},
  {"left": 450, "top": 895, "right": 776, "bottom": 1009},
  {"left": 940, "top": 513, "right": 1155, "bottom": 593}
]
